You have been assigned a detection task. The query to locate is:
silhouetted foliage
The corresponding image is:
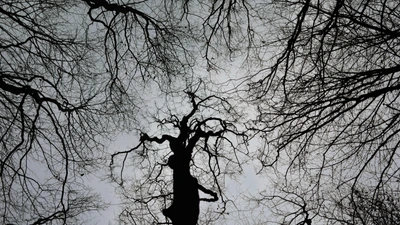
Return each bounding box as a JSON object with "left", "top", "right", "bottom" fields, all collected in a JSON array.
[
  {"left": 249, "top": 0, "right": 400, "bottom": 224},
  {"left": 0, "top": 0, "right": 257, "bottom": 223},
  {"left": 0, "top": 0, "right": 198, "bottom": 224},
  {"left": 3, "top": 0, "right": 399, "bottom": 224}
]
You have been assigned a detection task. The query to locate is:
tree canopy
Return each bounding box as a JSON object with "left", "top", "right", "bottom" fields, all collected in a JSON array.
[
  {"left": 1, "top": 0, "right": 399, "bottom": 224},
  {"left": 249, "top": 0, "right": 400, "bottom": 224}
]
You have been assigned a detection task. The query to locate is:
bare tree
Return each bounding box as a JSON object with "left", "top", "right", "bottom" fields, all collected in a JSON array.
[
  {"left": 0, "top": 0, "right": 205, "bottom": 224},
  {"left": 110, "top": 91, "right": 250, "bottom": 225},
  {"left": 0, "top": 1, "right": 111, "bottom": 224},
  {"left": 248, "top": 0, "right": 400, "bottom": 224}
]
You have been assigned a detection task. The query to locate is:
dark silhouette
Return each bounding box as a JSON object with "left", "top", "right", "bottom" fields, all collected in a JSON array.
[
  {"left": 162, "top": 153, "right": 201, "bottom": 225},
  {"left": 139, "top": 118, "right": 219, "bottom": 224},
  {"left": 161, "top": 146, "right": 218, "bottom": 224},
  {"left": 118, "top": 93, "right": 225, "bottom": 225}
]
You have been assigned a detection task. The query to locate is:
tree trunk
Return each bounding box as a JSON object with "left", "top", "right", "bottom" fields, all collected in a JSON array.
[{"left": 163, "top": 152, "right": 200, "bottom": 225}]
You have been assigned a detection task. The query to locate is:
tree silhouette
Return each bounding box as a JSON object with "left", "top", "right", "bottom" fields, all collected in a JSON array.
[{"left": 110, "top": 91, "right": 249, "bottom": 224}]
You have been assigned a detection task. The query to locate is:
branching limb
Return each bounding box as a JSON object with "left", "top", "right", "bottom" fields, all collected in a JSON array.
[
  {"left": 198, "top": 184, "right": 219, "bottom": 202},
  {"left": 140, "top": 133, "right": 176, "bottom": 144},
  {"left": 82, "top": 0, "right": 161, "bottom": 29}
]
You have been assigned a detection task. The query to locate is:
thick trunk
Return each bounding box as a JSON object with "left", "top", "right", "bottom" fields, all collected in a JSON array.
[{"left": 163, "top": 153, "right": 200, "bottom": 225}]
